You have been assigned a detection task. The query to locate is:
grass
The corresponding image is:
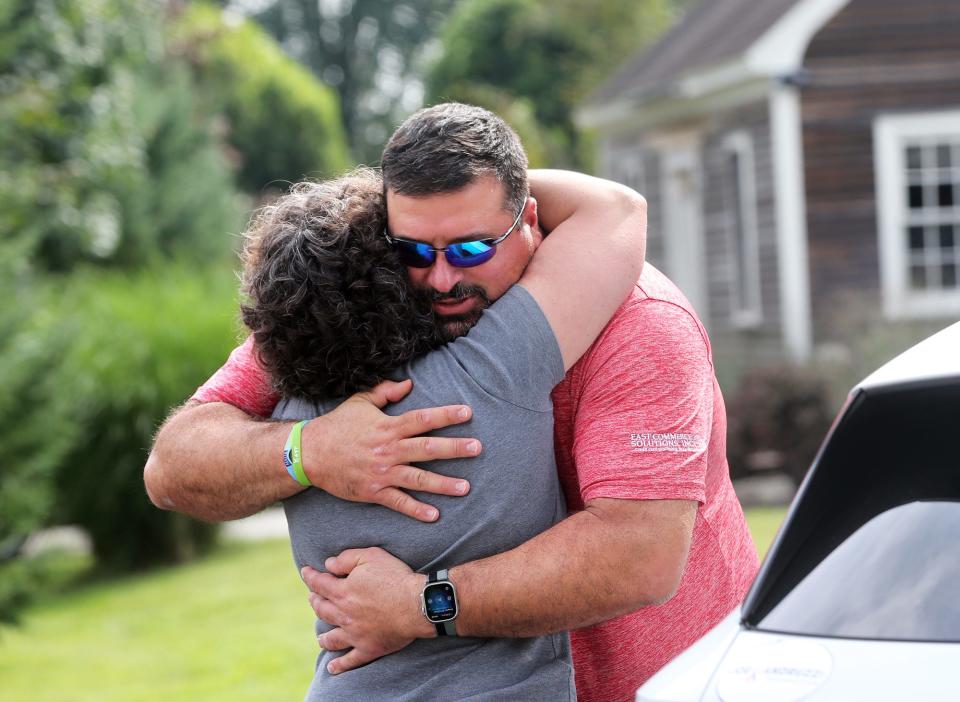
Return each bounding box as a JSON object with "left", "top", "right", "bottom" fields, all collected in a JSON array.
[
  {"left": 745, "top": 505, "right": 788, "bottom": 558},
  {"left": 0, "top": 507, "right": 786, "bottom": 701},
  {"left": 0, "top": 540, "right": 315, "bottom": 702}
]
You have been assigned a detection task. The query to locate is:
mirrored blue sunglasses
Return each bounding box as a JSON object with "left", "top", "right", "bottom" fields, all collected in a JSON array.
[{"left": 385, "top": 201, "right": 525, "bottom": 269}]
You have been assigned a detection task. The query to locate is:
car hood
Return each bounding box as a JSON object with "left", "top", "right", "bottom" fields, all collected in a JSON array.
[{"left": 638, "top": 609, "right": 960, "bottom": 701}]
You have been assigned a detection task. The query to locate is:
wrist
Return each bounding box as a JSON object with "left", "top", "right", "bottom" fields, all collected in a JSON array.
[
  {"left": 257, "top": 420, "right": 304, "bottom": 489},
  {"left": 282, "top": 420, "right": 312, "bottom": 486},
  {"left": 408, "top": 572, "right": 437, "bottom": 639},
  {"left": 300, "top": 414, "right": 330, "bottom": 489}
]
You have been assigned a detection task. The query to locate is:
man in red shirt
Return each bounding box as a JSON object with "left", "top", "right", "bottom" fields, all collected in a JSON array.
[{"left": 145, "top": 103, "right": 758, "bottom": 701}]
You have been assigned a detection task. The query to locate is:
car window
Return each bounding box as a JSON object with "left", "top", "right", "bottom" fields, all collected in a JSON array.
[
  {"left": 758, "top": 501, "right": 960, "bottom": 641},
  {"left": 743, "top": 379, "right": 960, "bottom": 642}
]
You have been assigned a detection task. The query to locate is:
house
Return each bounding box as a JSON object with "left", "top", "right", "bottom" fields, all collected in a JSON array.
[{"left": 576, "top": 0, "right": 960, "bottom": 373}]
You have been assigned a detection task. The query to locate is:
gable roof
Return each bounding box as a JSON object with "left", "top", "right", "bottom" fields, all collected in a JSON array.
[{"left": 589, "top": 0, "right": 801, "bottom": 105}]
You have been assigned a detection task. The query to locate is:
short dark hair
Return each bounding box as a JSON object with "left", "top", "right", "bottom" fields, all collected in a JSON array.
[
  {"left": 380, "top": 102, "right": 529, "bottom": 211},
  {"left": 240, "top": 169, "right": 442, "bottom": 399}
]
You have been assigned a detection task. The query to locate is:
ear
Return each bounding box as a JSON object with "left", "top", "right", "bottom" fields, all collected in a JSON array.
[{"left": 524, "top": 196, "right": 545, "bottom": 237}]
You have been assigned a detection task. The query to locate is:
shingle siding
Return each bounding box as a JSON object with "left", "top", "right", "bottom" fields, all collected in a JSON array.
[{"left": 800, "top": 0, "right": 960, "bottom": 340}]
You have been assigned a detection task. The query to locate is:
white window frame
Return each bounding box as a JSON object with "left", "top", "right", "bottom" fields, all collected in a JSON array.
[
  {"left": 874, "top": 109, "right": 960, "bottom": 319},
  {"left": 721, "top": 131, "right": 763, "bottom": 327},
  {"left": 658, "top": 132, "right": 709, "bottom": 323}
]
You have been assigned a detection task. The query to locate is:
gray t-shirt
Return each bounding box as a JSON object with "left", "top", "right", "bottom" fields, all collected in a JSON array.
[{"left": 274, "top": 285, "right": 574, "bottom": 701}]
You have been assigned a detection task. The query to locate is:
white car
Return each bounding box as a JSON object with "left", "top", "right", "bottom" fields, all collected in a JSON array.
[{"left": 637, "top": 321, "right": 960, "bottom": 702}]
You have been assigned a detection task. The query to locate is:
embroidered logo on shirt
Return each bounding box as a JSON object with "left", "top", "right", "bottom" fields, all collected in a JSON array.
[{"left": 630, "top": 432, "right": 706, "bottom": 452}]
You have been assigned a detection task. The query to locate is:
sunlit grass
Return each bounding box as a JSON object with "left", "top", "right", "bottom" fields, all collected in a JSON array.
[
  {"left": 744, "top": 505, "right": 788, "bottom": 558},
  {"left": 0, "top": 507, "right": 788, "bottom": 701},
  {"left": 0, "top": 540, "right": 315, "bottom": 702}
]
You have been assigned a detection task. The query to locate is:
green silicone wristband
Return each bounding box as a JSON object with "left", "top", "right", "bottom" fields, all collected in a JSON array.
[{"left": 283, "top": 420, "right": 311, "bottom": 487}]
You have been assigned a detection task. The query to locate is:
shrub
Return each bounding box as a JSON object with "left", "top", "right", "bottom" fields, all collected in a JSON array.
[
  {"left": 726, "top": 364, "right": 835, "bottom": 486},
  {"left": 172, "top": 4, "right": 351, "bottom": 195},
  {"left": 110, "top": 62, "right": 245, "bottom": 267},
  {"left": 0, "top": 261, "right": 78, "bottom": 622},
  {"left": 51, "top": 262, "right": 243, "bottom": 571}
]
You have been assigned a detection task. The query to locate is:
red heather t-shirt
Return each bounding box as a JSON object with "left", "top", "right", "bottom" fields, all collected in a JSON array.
[
  {"left": 191, "top": 265, "right": 759, "bottom": 702},
  {"left": 551, "top": 266, "right": 759, "bottom": 700}
]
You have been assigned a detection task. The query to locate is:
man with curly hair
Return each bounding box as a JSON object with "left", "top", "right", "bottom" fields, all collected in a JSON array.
[{"left": 145, "top": 103, "right": 758, "bottom": 701}]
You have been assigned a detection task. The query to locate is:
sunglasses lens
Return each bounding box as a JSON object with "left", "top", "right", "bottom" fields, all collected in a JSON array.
[
  {"left": 447, "top": 240, "right": 496, "bottom": 268},
  {"left": 395, "top": 240, "right": 435, "bottom": 268}
]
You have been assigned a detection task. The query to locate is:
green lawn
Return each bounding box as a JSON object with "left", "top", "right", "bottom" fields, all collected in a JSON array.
[
  {"left": 744, "top": 505, "right": 788, "bottom": 558},
  {"left": 0, "top": 507, "right": 786, "bottom": 701},
  {"left": 0, "top": 541, "right": 315, "bottom": 702}
]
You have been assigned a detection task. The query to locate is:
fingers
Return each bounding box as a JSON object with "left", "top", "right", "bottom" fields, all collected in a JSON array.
[
  {"left": 327, "top": 647, "right": 383, "bottom": 675},
  {"left": 324, "top": 547, "right": 384, "bottom": 576},
  {"left": 301, "top": 567, "right": 343, "bottom": 599},
  {"left": 393, "top": 436, "right": 482, "bottom": 466},
  {"left": 393, "top": 404, "right": 473, "bottom": 439},
  {"left": 387, "top": 464, "right": 471, "bottom": 498},
  {"left": 310, "top": 594, "right": 346, "bottom": 628},
  {"left": 368, "top": 464, "right": 474, "bottom": 520},
  {"left": 370, "top": 486, "right": 440, "bottom": 522},
  {"left": 317, "top": 627, "right": 351, "bottom": 652},
  {"left": 362, "top": 379, "right": 413, "bottom": 408}
]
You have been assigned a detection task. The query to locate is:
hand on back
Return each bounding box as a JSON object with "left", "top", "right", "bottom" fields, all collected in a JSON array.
[{"left": 302, "top": 378, "right": 479, "bottom": 522}]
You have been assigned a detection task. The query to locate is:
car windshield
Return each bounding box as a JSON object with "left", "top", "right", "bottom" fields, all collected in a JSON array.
[
  {"left": 744, "top": 378, "right": 960, "bottom": 642},
  {"left": 759, "top": 501, "right": 960, "bottom": 640}
]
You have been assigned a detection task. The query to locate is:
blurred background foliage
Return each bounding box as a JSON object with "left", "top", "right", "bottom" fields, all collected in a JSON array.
[
  {"left": 171, "top": 3, "right": 350, "bottom": 193},
  {"left": 0, "top": 0, "right": 692, "bottom": 625},
  {"left": 426, "top": 0, "right": 679, "bottom": 168},
  {"left": 235, "top": 0, "right": 455, "bottom": 164}
]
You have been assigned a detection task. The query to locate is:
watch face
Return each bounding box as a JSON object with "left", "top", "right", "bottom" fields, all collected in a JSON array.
[{"left": 423, "top": 582, "right": 457, "bottom": 622}]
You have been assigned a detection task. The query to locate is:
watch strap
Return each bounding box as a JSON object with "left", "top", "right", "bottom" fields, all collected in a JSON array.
[
  {"left": 428, "top": 569, "right": 456, "bottom": 636},
  {"left": 437, "top": 620, "right": 456, "bottom": 636}
]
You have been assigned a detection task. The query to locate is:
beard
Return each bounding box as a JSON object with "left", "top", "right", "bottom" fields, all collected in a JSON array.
[{"left": 415, "top": 282, "right": 492, "bottom": 342}]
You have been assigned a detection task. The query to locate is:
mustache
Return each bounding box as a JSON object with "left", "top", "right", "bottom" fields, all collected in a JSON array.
[{"left": 427, "top": 283, "right": 491, "bottom": 305}]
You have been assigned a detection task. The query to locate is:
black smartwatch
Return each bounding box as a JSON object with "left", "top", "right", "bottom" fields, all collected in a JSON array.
[{"left": 420, "top": 569, "right": 458, "bottom": 636}]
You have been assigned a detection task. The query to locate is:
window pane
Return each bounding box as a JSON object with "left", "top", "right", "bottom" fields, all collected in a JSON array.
[
  {"left": 728, "top": 153, "right": 747, "bottom": 309},
  {"left": 937, "top": 144, "right": 952, "bottom": 168},
  {"left": 940, "top": 225, "right": 955, "bottom": 250},
  {"left": 911, "top": 264, "right": 927, "bottom": 289},
  {"left": 758, "top": 502, "right": 960, "bottom": 641},
  {"left": 909, "top": 184, "right": 924, "bottom": 209},
  {"left": 939, "top": 183, "right": 955, "bottom": 208},
  {"left": 943, "top": 264, "right": 957, "bottom": 288},
  {"left": 909, "top": 226, "right": 925, "bottom": 250},
  {"left": 907, "top": 145, "right": 923, "bottom": 169}
]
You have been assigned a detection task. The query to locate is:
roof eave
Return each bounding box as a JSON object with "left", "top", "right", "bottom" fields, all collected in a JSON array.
[
  {"left": 574, "top": 61, "right": 768, "bottom": 133},
  {"left": 577, "top": 0, "right": 854, "bottom": 132}
]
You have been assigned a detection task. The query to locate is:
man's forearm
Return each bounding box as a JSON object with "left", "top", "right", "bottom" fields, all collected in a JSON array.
[
  {"left": 144, "top": 401, "right": 299, "bottom": 521},
  {"left": 450, "top": 498, "right": 696, "bottom": 637}
]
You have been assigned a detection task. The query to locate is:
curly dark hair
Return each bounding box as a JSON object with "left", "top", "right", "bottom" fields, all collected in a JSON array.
[{"left": 240, "top": 169, "right": 442, "bottom": 400}]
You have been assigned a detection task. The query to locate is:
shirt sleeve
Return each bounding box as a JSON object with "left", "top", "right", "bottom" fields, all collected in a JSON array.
[
  {"left": 572, "top": 299, "right": 713, "bottom": 505},
  {"left": 189, "top": 336, "right": 280, "bottom": 418},
  {"left": 441, "top": 284, "right": 565, "bottom": 412}
]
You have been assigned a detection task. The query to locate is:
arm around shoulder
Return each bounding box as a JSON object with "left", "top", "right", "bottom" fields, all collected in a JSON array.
[
  {"left": 145, "top": 383, "right": 485, "bottom": 524},
  {"left": 520, "top": 170, "right": 647, "bottom": 370},
  {"left": 144, "top": 401, "right": 297, "bottom": 521}
]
